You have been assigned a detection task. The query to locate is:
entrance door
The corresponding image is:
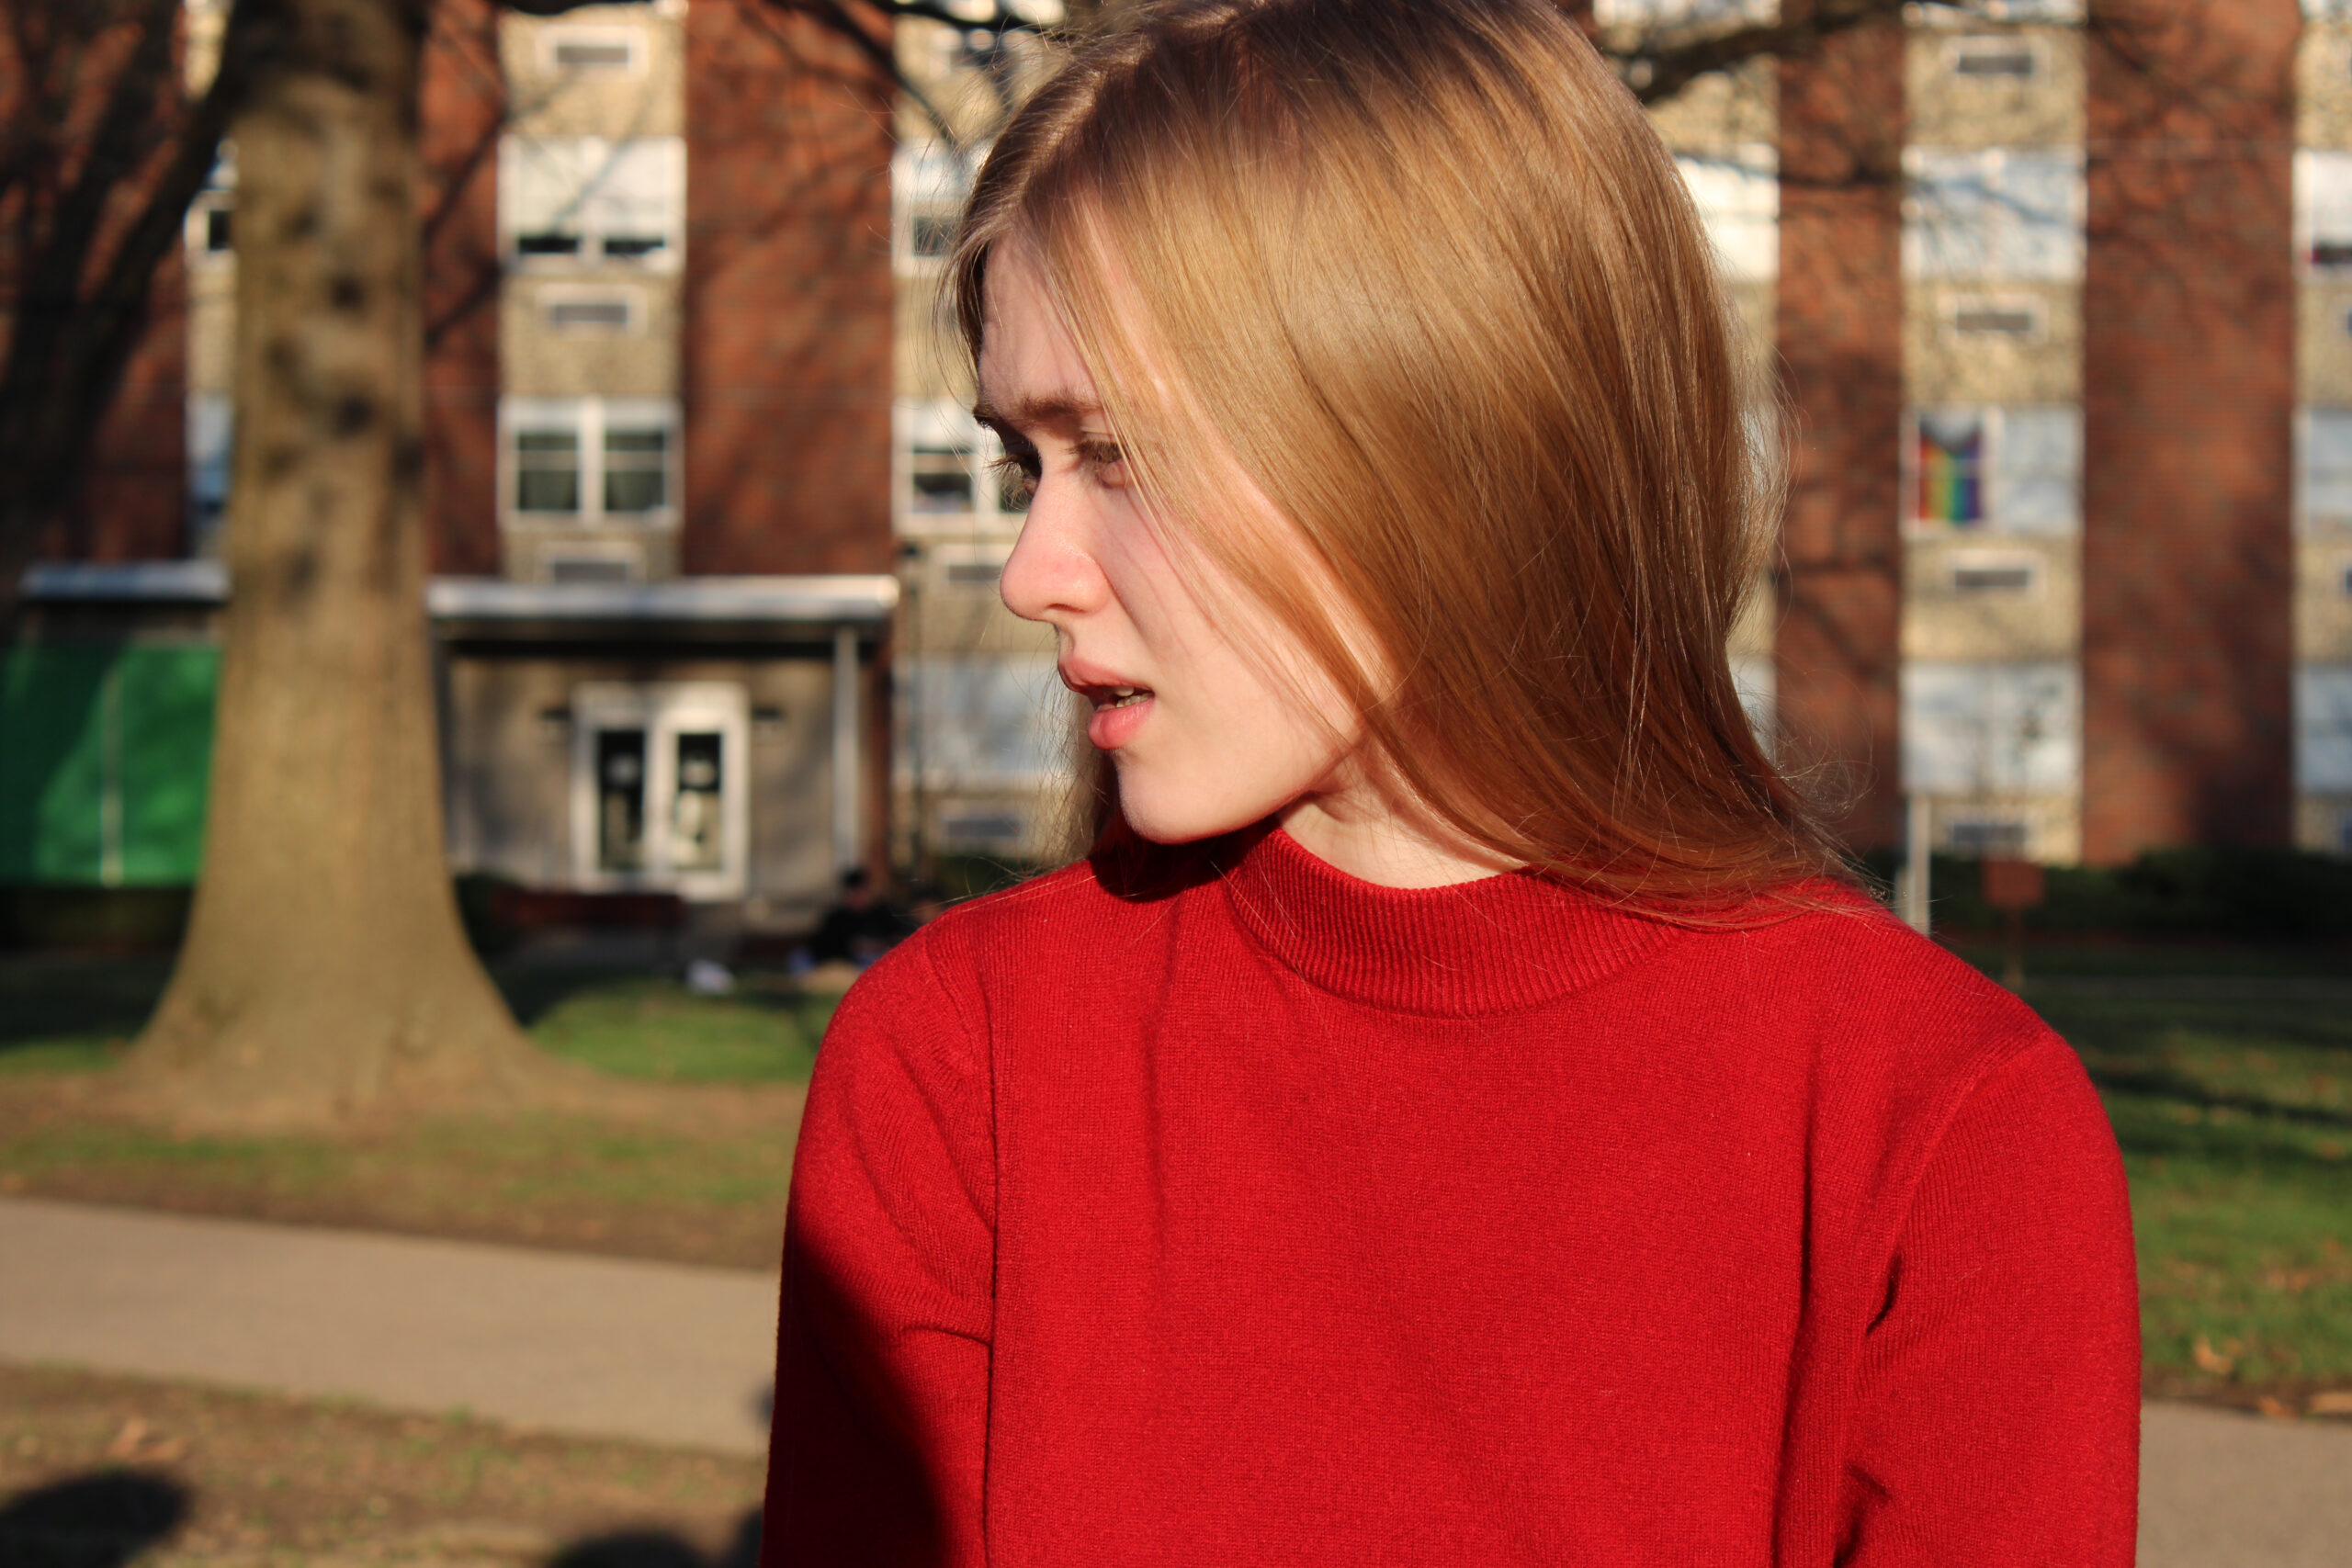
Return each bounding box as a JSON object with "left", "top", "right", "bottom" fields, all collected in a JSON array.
[{"left": 570, "top": 682, "right": 749, "bottom": 899}]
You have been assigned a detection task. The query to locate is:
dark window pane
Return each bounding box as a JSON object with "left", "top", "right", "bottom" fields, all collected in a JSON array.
[
  {"left": 517, "top": 231, "right": 582, "bottom": 255},
  {"left": 517, "top": 469, "right": 581, "bottom": 513},
  {"left": 605, "top": 468, "right": 666, "bottom": 513},
  {"left": 672, "top": 732, "right": 723, "bottom": 872},
  {"left": 605, "top": 428, "right": 667, "bottom": 455},
  {"left": 205, "top": 207, "right": 232, "bottom": 253},
  {"left": 596, "top": 728, "right": 647, "bottom": 872},
  {"left": 601, "top": 234, "right": 667, "bottom": 259},
  {"left": 517, "top": 431, "right": 579, "bottom": 454},
  {"left": 911, "top": 213, "right": 958, "bottom": 258}
]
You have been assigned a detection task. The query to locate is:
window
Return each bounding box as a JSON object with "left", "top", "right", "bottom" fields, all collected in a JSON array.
[
  {"left": 572, "top": 683, "right": 749, "bottom": 898},
  {"left": 502, "top": 398, "right": 680, "bottom": 527},
  {"left": 896, "top": 398, "right": 1025, "bottom": 523},
  {"left": 186, "top": 392, "right": 232, "bottom": 558},
  {"left": 1593, "top": 0, "right": 1778, "bottom": 22},
  {"left": 1675, "top": 147, "right": 1778, "bottom": 283},
  {"left": 2297, "top": 151, "right": 2352, "bottom": 274},
  {"left": 1907, "top": 405, "right": 2081, "bottom": 534},
  {"left": 2300, "top": 409, "right": 2352, "bottom": 530},
  {"left": 499, "top": 136, "right": 684, "bottom": 270},
  {"left": 540, "top": 26, "right": 641, "bottom": 75},
  {"left": 1941, "top": 291, "right": 2047, "bottom": 342},
  {"left": 1914, "top": 412, "right": 1985, "bottom": 526},
  {"left": 897, "top": 654, "right": 1067, "bottom": 792},
  {"left": 895, "top": 141, "right": 977, "bottom": 273},
  {"left": 1902, "top": 661, "right": 2080, "bottom": 795},
  {"left": 1905, "top": 148, "right": 2085, "bottom": 282},
  {"left": 544, "top": 547, "right": 642, "bottom": 584},
  {"left": 1944, "top": 36, "right": 2042, "bottom": 79},
  {"left": 2297, "top": 664, "right": 2352, "bottom": 794},
  {"left": 540, "top": 287, "right": 641, "bottom": 333},
  {"left": 1946, "top": 818, "right": 2030, "bottom": 856},
  {"left": 187, "top": 148, "right": 234, "bottom": 262},
  {"left": 1949, "top": 553, "right": 2040, "bottom": 594}
]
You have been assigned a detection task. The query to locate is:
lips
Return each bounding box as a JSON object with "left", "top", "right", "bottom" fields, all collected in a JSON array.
[{"left": 1059, "top": 657, "right": 1155, "bottom": 750}]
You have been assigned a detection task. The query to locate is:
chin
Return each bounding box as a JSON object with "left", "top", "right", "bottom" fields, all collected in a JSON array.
[{"left": 1113, "top": 769, "right": 1278, "bottom": 847}]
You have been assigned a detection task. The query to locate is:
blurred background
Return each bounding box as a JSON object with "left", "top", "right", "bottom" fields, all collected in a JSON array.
[{"left": 0, "top": 2, "right": 2346, "bottom": 1564}]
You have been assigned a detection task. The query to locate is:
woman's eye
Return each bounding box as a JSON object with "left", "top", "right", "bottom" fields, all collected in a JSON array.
[
  {"left": 989, "top": 454, "right": 1039, "bottom": 510},
  {"left": 1079, "top": 439, "right": 1129, "bottom": 485}
]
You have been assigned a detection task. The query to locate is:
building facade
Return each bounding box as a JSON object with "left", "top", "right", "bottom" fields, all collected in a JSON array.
[{"left": 6, "top": 0, "right": 900, "bottom": 931}]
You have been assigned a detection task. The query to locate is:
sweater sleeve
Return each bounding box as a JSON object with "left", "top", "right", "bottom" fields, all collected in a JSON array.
[
  {"left": 1839, "top": 1035, "right": 2142, "bottom": 1567},
  {"left": 762, "top": 938, "right": 994, "bottom": 1567}
]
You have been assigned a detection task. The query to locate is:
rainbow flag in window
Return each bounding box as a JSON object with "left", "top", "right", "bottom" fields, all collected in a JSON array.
[{"left": 1916, "top": 412, "right": 1984, "bottom": 525}]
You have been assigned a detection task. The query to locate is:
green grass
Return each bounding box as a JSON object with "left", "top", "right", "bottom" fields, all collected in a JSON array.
[
  {"left": 1960, "top": 948, "right": 2352, "bottom": 1393},
  {"left": 3, "top": 942, "right": 2346, "bottom": 1393},
  {"left": 0, "top": 952, "right": 840, "bottom": 1085}
]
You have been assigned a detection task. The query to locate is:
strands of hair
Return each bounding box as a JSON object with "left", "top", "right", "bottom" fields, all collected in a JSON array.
[{"left": 952, "top": 0, "right": 1845, "bottom": 917}]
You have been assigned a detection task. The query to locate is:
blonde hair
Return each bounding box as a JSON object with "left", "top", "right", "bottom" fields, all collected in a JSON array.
[{"left": 951, "top": 0, "right": 1839, "bottom": 909}]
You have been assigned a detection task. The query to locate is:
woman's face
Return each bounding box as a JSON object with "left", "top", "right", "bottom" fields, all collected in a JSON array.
[{"left": 978, "top": 243, "right": 1360, "bottom": 847}]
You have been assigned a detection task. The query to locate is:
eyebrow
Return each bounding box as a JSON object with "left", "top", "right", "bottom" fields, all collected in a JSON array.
[{"left": 972, "top": 392, "right": 1104, "bottom": 435}]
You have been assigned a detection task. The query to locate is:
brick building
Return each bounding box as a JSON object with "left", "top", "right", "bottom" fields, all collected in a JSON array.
[
  {"left": 6, "top": 0, "right": 900, "bottom": 930},
  {"left": 7, "top": 0, "right": 2348, "bottom": 926}
]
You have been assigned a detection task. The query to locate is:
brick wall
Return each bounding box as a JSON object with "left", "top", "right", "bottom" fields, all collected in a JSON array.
[
  {"left": 419, "top": 0, "right": 503, "bottom": 578},
  {"left": 683, "top": 0, "right": 893, "bottom": 577},
  {"left": 1776, "top": 10, "right": 1907, "bottom": 852},
  {"left": 2081, "top": 0, "right": 2299, "bottom": 859}
]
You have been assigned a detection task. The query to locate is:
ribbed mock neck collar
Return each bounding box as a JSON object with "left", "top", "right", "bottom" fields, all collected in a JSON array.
[{"left": 1204, "top": 825, "right": 1677, "bottom": 1017}]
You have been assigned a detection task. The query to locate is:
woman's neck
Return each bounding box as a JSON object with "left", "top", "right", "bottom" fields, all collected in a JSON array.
[{"left": 1276, "top": 789, "right": 1518, "bottom": 890}]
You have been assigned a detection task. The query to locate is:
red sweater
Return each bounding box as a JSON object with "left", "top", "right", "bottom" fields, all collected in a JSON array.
[{"left": 763, "top": 827, "right": 2140, "bottom": 1565}]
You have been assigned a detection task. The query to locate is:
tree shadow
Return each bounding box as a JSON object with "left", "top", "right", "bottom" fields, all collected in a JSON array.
[
  {"left": 549, "top": 1506, "right": 760, "bottom": 1568},
  {"left": 0, "top": 1469, "right": 189, "bottom": 1568}
]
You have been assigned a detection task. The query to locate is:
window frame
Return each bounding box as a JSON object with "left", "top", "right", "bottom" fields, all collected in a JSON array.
[
  {"left": 570, "top": 682, "right": 751, "bottom": 900},
  {"left": 498, "top": 134, "right": 686, "bottom": 274},
  {"left": 499, "top": 396, "right": 682, "bottom": 532},
  {"left": 1903, "top": 403, "right": 2083, "bottom": 536}
]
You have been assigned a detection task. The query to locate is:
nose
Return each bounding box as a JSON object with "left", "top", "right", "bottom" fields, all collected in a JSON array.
[{"left": 999, "top": 483, "right": 1109, "bottom": 626}]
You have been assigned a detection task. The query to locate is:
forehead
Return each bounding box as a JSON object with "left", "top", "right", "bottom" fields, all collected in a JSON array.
[{"left": 976, "top": 243, "right": 1102, "bottom": 429}]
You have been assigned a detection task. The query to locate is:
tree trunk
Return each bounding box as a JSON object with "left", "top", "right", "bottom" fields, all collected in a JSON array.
[{"left": 120, "top": 0, "right": 561, "bottom": 1130}]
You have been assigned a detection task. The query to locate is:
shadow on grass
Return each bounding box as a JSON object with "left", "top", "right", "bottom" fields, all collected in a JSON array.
[
  {"left": 0, "top": 948, "right": 839, "bottom": 1083},
  {"left": 0, "top": 1470, "right": 189, "bottom": 1568},
  {"left": 551, "top": 1509, "right": 760, "bottom": 1568}
]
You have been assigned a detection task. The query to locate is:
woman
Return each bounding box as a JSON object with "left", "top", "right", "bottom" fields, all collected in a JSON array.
[{"left": 763, "top": 2, "right": 2139, "bottom": 1562}]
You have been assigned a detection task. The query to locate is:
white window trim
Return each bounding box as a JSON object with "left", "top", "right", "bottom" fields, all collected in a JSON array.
[
  {"left": 500, "top": 396, "right": 682, "bottom": 532},
  {"left": 571, "top": 682, "right": 752, "bottom": 901},
  {"left": 2296, "top": 407, "right": 2352, "bottom": 535},
  {"left": 1903, "top": 145, "right": 2086, "bottom": 284}
]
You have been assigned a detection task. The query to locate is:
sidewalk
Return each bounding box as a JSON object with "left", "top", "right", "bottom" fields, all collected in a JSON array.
[
  {"left": 2, "top": 1195, "right": 2347, "bottom": 1562},
  {"left": 0, "top": 1196, "right": 776, "bottom": 1455}
]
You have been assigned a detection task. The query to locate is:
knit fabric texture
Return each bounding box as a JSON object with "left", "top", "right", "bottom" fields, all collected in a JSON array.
[{"left": 763, "top": 825, "right": 2141, "bottom": 1566}]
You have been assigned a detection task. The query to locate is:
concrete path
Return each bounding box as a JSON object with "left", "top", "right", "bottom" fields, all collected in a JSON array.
[
  {"left": 3, "top": 1196, "right": 2348, "bottom": 1563},
  {"left": 0, "top": 1196, "right": 776, "bottom": 1455},
  {"left": 2142, "top": 1401, "right": 2352, "bottom": 1568}
]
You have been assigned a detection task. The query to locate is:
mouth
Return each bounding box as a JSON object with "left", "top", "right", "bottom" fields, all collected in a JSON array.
[{"left": 1059, "top": 660, "right": 1156, "bottom": 749}]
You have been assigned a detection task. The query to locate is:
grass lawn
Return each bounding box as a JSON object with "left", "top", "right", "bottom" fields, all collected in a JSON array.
[
  {"left": 2, "top": 942, "right": 2346, "bottom": 1403},
  {"left": 1947, "top": 941, "right": 2352, "bottom": 1404}
]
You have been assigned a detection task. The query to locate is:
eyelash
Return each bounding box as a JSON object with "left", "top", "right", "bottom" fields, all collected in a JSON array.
[{"left": 986, "top": 438, "right": 1125, "bottom": 504}]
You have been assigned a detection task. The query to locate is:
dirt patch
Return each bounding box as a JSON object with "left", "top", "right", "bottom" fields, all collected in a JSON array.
[
  {"left": 0, "top": 1362, "right": 764, "bottom": 1566},
  {"left": 0, "top": 1077, "right": 804, "bottom": 1271}
]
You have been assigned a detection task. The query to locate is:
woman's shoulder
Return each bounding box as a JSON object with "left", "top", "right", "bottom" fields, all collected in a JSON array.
[{"left": 1678, "top": 880, "right": 2074, "bottom": 1109}]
